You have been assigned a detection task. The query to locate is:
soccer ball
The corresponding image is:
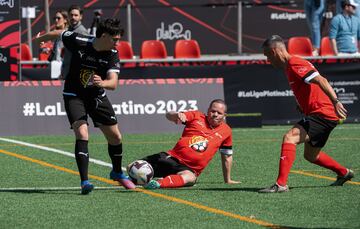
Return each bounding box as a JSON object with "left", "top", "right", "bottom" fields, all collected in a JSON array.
[{"left": 127, "top": 160, "right": 154, "bottom": 185}]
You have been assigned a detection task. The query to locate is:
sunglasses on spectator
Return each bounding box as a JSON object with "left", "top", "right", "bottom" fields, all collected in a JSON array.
[
  {"left": 112, "top": 37, "right": 121, "bottom": 42},
  {"left": 53, "top": 17, "right": 62, "bottom": 20}
]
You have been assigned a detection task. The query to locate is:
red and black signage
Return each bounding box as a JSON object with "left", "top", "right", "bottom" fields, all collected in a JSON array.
[{"left": 0, "top": 0, "right": 20, "bottom": 81}]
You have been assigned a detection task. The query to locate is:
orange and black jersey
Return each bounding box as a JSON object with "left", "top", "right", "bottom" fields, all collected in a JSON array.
[{"left": 61, "top": 31, "right": 120, "bottom": 98}]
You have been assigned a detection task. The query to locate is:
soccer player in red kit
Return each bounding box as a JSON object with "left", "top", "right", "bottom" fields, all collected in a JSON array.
[
  {"left": 259, "top": 35, "right": 354, "bottom": 193},
  {"left": 133, "top": 99, "right": 240, "bottom": 189}
]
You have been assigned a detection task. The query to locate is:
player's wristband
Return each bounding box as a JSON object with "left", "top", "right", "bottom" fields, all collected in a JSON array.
[{"left": 333, "top": 98, "right": 340, "bottom": 104}]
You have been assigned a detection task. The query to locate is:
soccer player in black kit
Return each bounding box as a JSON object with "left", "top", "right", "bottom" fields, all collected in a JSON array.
[{"left": 35, "top": 19, "right": 135, "bottom": 194}]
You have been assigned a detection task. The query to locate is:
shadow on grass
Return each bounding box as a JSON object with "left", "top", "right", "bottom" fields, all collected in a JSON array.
[
  {"left": 196, "top": 184, "right": 331, "bottom": 192},
  {"left": 0, "top": 187, "right": 137, "bottom": 194},
  {"left": 277, "top": 226, "right": 347, "bottom": 229}
]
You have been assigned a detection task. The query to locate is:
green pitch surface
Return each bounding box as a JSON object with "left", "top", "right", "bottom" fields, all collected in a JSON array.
[{"left": 0, "top": 124, "right": 359, "bottom": 228}]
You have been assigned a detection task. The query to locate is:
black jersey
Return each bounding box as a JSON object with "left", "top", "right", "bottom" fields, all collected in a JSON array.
[{"left": 60, "top": 31, "right": 120, "bottom": 98}]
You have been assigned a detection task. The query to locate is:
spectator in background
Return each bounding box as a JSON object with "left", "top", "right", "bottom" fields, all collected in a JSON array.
[
  {"left": 47, "top": 10, "right": 69, "bottom": 61},
  {"left": 304, "top": 0, "right": 326, "bottom": 56},
  {"left": 60, "top": 5, "right": 89, "bottom": 79},
  {"left": 68, "top": 5, "right": 88, "bottom": 34},
  {"left": 90, "top": 9, "right": 103, "bottom": 36},
  {"left": 330, "top": 0, "right": 360, "bottom": 55},
  {"left": 336, "top": 0, "right": 360, "bottom": 17}
]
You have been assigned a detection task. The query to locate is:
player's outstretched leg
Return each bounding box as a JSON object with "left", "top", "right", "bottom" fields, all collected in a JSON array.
[
  {"left": 110, "top": 170, "right": 136, "bottom": 189},
  {"left": 143, "top": 180, "right": 161, "bottom": 189}
]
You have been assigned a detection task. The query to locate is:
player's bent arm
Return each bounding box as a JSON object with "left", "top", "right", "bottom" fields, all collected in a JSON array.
[
  {"left": 310, "top": 75, "right": 347, "bottom": 118},
  {"left": 166, "top": 111, "right": 186, "bottom": 124},
  {"left": 166, "top": 111, "right": 178, "bottom": 122},
  {"left": 34, "top": 30, "right": 64, "bottom": 44},
  {"left": 221, "top": 154, "right": 240, "bottom": 184},
  {"left": 310, "top": 75, "right": 338, "bottom": 102},
  {"left": 93, "top": 72, "right": 118, "bottom": 90}
]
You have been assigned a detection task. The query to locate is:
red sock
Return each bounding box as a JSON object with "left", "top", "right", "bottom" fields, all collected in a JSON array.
[
  {"left": 313, "top": 151, "right": 347, "bottom": 176},
  {"left": 276, "top": 143, "right": 296, "bottom": 186},
  {"left": 158, "top": 175, "right": 185, "bottom": 188}
]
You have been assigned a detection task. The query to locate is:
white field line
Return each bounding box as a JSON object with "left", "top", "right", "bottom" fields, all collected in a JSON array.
[
  {"left": 0, "top": 186, "right": 119, "bottom": 191},
  {"left": 0, "top": 137, "right": 121, "bottom": 169}
]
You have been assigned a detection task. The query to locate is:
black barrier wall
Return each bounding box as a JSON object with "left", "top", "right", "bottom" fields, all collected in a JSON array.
[{"left": 223, "top": 61, "right": 360, "bottom": 124}]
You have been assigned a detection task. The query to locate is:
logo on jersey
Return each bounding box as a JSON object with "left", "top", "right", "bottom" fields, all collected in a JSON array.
[
  {"left": 196, "top": 120, "right": 205, "bottom": 127},
  {"left": 297, "top": 67, "right": 308, "bottom": 74},
  {"left": 99, "top": 59, "right": 108, "bottom": 64},
  {"left": 79, "top": 68, "right": 95, "bottom": 88},
  {"left": 78, "top": 51, "right": 85, "bottom": 58},
  {"left": 189, "top": 136, "right": 208, "bottom": 153},
  {"left": 63, "top": 31, "right": 74, "bottom": 37}
]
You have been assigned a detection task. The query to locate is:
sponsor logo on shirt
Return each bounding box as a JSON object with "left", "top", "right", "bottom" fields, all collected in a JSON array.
[
  {"left": 78, "top": 51, "right": 85, "bottom": 58},
  {"left": 297, "top": 67, "right": 308, "bottom": 74},
  {"left": 196, "top": 120, "right": 205, "bottom": 127},
  {"left": 189, "top": 136, "right": 208, "bottom": 153},
  {"left": 99, "top": 59, "right": 108, "bottom": 64}
]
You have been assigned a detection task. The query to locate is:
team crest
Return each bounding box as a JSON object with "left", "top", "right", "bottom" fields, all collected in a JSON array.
[
  {"left": 79, "top": 68, "right": 95, "bottom": 87},
  {"left": 189, "top": 136, "right": 208, "bottom": 152}
]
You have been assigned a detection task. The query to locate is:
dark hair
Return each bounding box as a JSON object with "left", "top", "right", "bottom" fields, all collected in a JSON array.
[
  {"left": 95, "top": 18, "right": 124, "bottom": 38},
  {"left": 262, "top": 35, "right": 284, "bottom": 49},
  {"left": 209, "top": 99, "right": 227, "bottom": 112},
  {"left": 68, "top": 5, "right": 83, "bottom": 15}
]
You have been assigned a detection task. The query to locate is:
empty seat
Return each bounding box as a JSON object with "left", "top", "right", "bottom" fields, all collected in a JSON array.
[
  {"left": 116, "top": 41, "right": 134, "bottom": 59},
  {"left": 21, "top": 43, "right": 32, "bottom": 61},
  {"left": 174, "top": 39, "right": 201, "bottom": 58},
  {"left": 320, "top": 36, "right": 335, "bottom": 56},
  {"left": 287, "top": 37, "right": 313, "bottom": 56},
  {"left": 141, "top": 40, "right": 167, "bottom": 59}
]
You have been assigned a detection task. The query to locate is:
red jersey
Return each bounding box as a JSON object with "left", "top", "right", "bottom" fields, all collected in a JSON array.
[
  {"left": 167, "top": 110, "right": 233, "bottom": 176},
  {"left": 286, "top": 56, "right": 338, "bottom": 121}
]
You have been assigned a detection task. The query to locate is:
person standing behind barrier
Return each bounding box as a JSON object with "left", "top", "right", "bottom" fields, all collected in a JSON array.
[
  {"left": 47, "top": 10, "right": 69, "bottom": 62},
  {"left": 259, "top": 35, "right": 354, "bottom": 193},
  {"left": 35, "top": 18, "right": 136, "bottom": 194},
  {"left": 336, "top": 0, "right": 360, "bottom": 17},
  {"left": 60, "top": 5, "right": 89, "bottom": 79},
  {"left": 304, "top": 0, "right": 326, "bottom": 56},
  {"left": 330, "top": 0, "right": 360, "bottom": 56}
]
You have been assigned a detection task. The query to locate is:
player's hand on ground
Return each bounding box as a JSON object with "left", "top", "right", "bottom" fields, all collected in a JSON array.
[{"left": 92, "top": 74, "right": 103, "bottom": 88}]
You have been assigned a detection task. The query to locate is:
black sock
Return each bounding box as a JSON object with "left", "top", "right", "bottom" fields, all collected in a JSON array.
[
  {"left": 75, "top": 140, "right": 89, "bottom": 181},
  {"left": 108, "top": 143, "right": 123, "bottom": 173}
]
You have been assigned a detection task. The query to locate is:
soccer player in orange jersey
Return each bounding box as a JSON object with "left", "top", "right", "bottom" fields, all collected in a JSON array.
[
  {"left": 135, "top": 99, "right": 240, "bottom": 189},
  {"left": 259, "top": 35, "right": 354, "bottom": 193}
]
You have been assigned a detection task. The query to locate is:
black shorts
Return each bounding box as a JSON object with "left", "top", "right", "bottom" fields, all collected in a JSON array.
[
  {"left": 297, "top": 115, "right": 337, "bottom": 148},
  {"left": 63, "top": 94, "right": 117, "bottom": 128},
  {"left": 142, "top": 152, "right": 195, "bottom": 178}
]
